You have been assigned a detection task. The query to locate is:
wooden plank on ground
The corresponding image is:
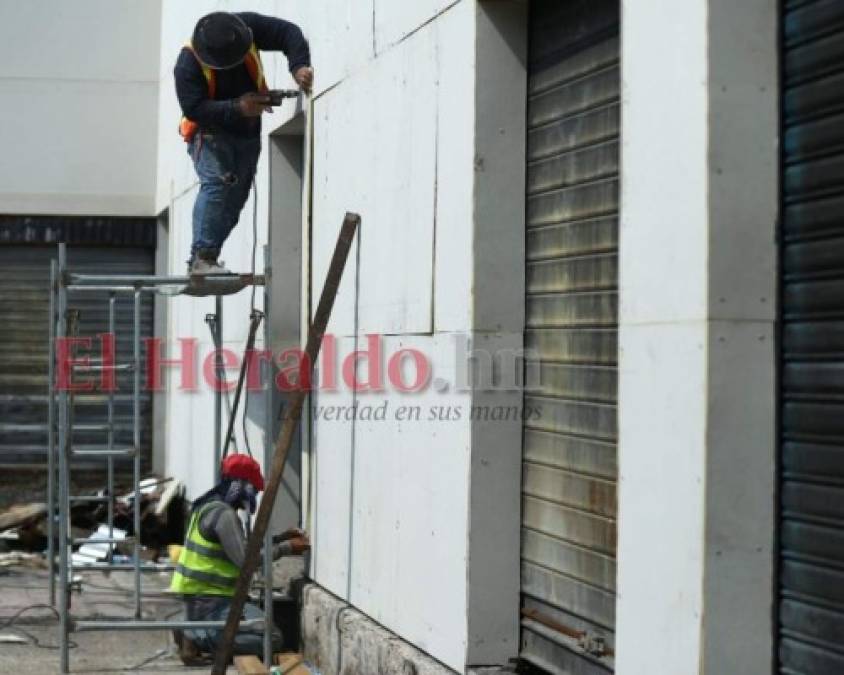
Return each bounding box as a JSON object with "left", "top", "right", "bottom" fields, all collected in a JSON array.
[
  {"left": 0, "top": 503, "right": 46, "bottom": 530},
  {"left": 275, "top": 652, "right": 311, "bottom": 674},
  {"left": 234, "top": 655, "right": 269, "bottom": 675}
]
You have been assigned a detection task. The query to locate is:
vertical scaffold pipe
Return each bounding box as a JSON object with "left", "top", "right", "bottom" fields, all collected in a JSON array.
[
  {"left": 133, "top": 290, "right": 142, "bottom": 618},
  {"left": 57, "top": 244, "right": 70, "bottom": 674},
  {"left": 214, "top": 296, "right": 223, "bottom": 481},
  {"left": 107, "top": 295, "right": 116, "bottom": 560},
  {"left": 263, "top": 245, "right": 273, "bottom": 666},
  {"left": 47, "top": 260, "right": 57, "bottom": 607}
]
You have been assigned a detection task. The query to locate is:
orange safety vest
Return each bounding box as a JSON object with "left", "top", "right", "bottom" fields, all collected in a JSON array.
[{"left": 179, "top": 42, "right": 269, "bottom": 142}]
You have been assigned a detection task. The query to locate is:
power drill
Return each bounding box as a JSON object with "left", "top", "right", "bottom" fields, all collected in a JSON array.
[{"left": 266, "top": 89, "right": 300, "bottom": 106}]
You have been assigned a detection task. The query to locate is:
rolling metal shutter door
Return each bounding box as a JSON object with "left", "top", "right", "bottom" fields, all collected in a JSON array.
[
  {"left": 780, "top": 1, "right": 844, "bottom": 673},
  {"left": 522, "top": 1, "right": 619, "bottom": 672},
  {"left": 0, "top": 245, "right": 154, "bottom": 468}
]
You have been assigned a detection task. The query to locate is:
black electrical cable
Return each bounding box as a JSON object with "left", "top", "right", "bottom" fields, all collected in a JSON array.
[
  {"left": 0, "top": 604, "right": 77, "bottom": 650},
  {"left": 242, "top": 177, "right": 260, "bottom": 458}
]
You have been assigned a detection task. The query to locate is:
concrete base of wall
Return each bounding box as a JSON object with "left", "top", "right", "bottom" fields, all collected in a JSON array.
[{"left": 302, "top": 584, "right": 512, "bottom": 675}]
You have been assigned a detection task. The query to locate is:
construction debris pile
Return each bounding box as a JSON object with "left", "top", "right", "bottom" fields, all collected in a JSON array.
[{"left": 0, "top": 476, "right": 186, "bottom": 567}]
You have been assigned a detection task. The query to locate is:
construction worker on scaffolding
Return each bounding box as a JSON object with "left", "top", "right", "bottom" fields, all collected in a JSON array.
[
  {"left": 170, "top": 454, "right": 310, "bottom": 666},
  {"left": 175, "top": 11, "right": 313, "bottom": 276}
]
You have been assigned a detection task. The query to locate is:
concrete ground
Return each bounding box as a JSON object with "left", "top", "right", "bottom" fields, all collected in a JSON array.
[{"left": 0, "top": 565, "right": 198, "bottom": 675}]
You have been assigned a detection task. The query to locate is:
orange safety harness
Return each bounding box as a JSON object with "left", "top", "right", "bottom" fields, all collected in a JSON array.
[{"left": 179, "top": 42, "right": 269, "bottom": 142}]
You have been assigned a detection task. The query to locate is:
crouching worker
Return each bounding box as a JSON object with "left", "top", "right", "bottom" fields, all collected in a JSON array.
[{"left": 170, "top": 454, "right": 310, "bottom": 665}]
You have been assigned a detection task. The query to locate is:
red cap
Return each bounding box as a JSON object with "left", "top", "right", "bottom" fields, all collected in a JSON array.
[{"left": 220, "top": 454, "right": 265, "bottom": 492}]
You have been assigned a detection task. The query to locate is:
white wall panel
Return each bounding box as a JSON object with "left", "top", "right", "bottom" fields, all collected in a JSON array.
[
  {"left": 617, "top": 1, "right": 777, "bottom": 673},
  {"left": 618, "top": 0, "right": 708, "bottom": 325},
  {"left": 312, "top": 333, "right": 471, "bottom": 671},
  {"left": 312, "top": 22, "right": 439, "bottom": 336},
  {"left": 433, "top": 0, "right": 475, "bottom": 333},
  {"left": 311, "top": 349, "right": 356, "bottom": 598},
  {"left": 298, "top": 0, "right": 374, "bottom": 96}
]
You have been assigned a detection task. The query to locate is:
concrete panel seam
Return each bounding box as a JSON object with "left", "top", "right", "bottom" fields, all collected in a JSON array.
[
  {"left": 378, "top": 0, "right": 465, "bottom": 56},
  {"left": 313, "top": 2, "right": 464, "bottom": 103}
]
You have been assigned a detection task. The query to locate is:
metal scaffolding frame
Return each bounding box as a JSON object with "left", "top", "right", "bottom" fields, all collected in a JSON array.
[{"left": 47, "top": 242, "right": 276, "bottom": 673}]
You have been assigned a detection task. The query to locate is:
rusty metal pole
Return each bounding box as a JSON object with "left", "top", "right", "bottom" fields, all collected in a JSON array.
[{"left": 211, "top": 212, "right": 360, "bottom": 673}]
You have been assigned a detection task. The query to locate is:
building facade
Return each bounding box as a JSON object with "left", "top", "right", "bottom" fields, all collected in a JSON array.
[
  {"left": 155, "top": 1, "right": 784, "bottom": 673},
  {"left": 152, "top": 0, "right": 844, "bottom": 673},
  {"left": 3, "top": 0, "right": 842, "bottom": 673}
]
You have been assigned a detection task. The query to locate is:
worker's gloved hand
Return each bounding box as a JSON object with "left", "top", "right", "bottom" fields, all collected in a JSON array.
[
  {"left": 272, "top": 531, "right": 311, "bottom": 559},
  {"left": 294, "top": 66, "right": 314, "bottom": 92},
  {"left": 275, "top": 527, "right": 306, "bottom": 543},
  {"left": 238, "top": 92, "right": 273, "bottom": 117}
]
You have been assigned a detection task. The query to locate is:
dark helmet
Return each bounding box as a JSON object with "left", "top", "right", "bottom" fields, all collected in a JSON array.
[{"left": 192, "top": 12, "right": 253, "bottom": 69}]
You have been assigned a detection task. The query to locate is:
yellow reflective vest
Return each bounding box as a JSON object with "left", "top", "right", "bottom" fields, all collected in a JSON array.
[
  {"left": 170, "top": 502, "right": 240, "bottom": 596},
  {"left": 179, "top": 41, "right": 268, "bottom": 142}
]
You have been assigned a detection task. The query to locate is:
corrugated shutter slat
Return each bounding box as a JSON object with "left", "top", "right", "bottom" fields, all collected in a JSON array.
[
  {"left": 522, "top": 2, "right": 619, "bottom": 672},
  {"left": 0, "top": 243, "right": 155, "bottom": 468},
  {"left": 780, "top": 2, "right": 844, "bottom": 672}
]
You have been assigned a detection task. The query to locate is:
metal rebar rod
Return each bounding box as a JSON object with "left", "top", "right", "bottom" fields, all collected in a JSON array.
[
  {"left": 263, "top": 245, "right": 273, "bottom": 667},
  {"left": 133, "top": 290, "right": 142, "bottom": 619},
  {"left": 69, "top": 495, "right": 110, "bottom": 504},
  {"left": 0, "top": 423, "right": 49, "bottom": 432},
  {"left": 71, "top": 447, "right": 136, "bottom": 458},
  {"left": 72, "top": 363, "right": 134, "bottom": 373},
  {"left": 70, "top": 423, "right": 135, "bottom": 433},
  {"left": 108, "top": 295, "right": 116, "bottom": 563},
  {"left": 47, "top": 260, "right": 57, "bottom": 607},
  {"left": 72, "top": 619, "right": 261, "bottom": 633},
  {"left": 68, "top": 273, "right": 266, "bottom": 287},
  {"left": 71, "top": 563, "right": 175, "bottom": 572},
  {"left": 57, "top": 244, "right": 70, "bottom": 674},
  {"left": 212, "top": 213, "right": 361, "bottom": 675},
  {"left": 67, "top": 285, "right": 146, "bottom": 293}
]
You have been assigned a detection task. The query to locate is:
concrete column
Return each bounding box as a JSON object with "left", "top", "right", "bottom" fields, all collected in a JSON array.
[
  {"left": 466, "top": 0, "right": 527, "bottom": 667},
  {"left": 616, "top": 1, "right": 778, "bottom": 674},
  {"left": 267, "top": 125, "right": 306, "bottom": 533}
]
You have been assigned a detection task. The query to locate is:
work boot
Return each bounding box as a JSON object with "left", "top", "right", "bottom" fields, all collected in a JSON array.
[
  {"left": 188, "top": 249, "right": 231, "bottom": 276},
  {"left": 172, "top": 629, "right": 211, "bottom": 666}
]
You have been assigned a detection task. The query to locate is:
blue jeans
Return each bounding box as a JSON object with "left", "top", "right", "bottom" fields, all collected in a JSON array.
[
  {"left": 184, "top": 596, "right": 283, "bottom": 657},
  {"left": 188, "top": 130, "right": 262, "bottom": 261}
]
